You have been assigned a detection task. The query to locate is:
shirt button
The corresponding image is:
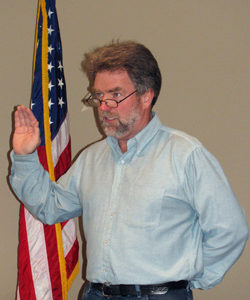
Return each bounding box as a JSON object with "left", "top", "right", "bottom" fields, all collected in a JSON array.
[
  {"left": 121, "top": 160, "right": 125, "bottom": 164},
  {"left": 104, "top": 240, "right": 108, "bottom": 245}
]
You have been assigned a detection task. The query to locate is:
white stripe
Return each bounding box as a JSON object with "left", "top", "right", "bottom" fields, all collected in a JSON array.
[
  {"left": 62, "top": 219, "right": 77, "bottom": 256},
  {"left": 25, "top": 208, "right": 53, "bottom": 300},
  {"left": 52, "top": 113, "right": 70, "bottom": 166},
  {"left": 16, "top": 287, "right": 20, "bottom": 300}
]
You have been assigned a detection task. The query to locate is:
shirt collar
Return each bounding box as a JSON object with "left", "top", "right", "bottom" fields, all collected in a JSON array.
[{"left": 107, "top": 112, "right": 162, "bottom": 158}]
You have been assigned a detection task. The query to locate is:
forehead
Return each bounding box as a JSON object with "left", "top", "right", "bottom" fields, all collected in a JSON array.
[{"left": 93, "top": 69, "right": 135, "bottom": 91}]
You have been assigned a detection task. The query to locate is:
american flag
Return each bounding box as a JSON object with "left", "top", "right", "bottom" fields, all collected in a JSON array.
[{"left": 16, "top": 0, "right": 79, "bottom": 299}]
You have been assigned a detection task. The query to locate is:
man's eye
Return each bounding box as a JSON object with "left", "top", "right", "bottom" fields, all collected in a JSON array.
[
  {"left": 113, "top": 92, "right": 121, "bottom": 99},
  {"left": 94, "top": 93, "right": 103, "bottom": 99}
]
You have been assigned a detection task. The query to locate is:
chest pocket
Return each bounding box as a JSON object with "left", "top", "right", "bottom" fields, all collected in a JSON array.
[{"left": 122, "top": 184, "right": 165, "bottom": 229}]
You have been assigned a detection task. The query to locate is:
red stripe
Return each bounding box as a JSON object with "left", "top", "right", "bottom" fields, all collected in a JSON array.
[
  {"left": 54, "top": 139, "right": 72, "bottom": 180},
  {"left": 37, "top": 145, "right": 63, "bottom": 299},
  {"left": 65, "top": 239, "right": 79, "bottom": 278},
  {"left": 60, "top": 220, "right": 68, "bottom": 230},
  {"left": 17, "top": 205, "right": 36, "bottom": 300},
  {"left": 37, "top": 139, "right": 71, "bottom": 180},
  {"left": 37, "top": 146, "right": 49, "bottom": 172},
  {"left": 43, "top": 224, "right": 63, "bottom": 299}
]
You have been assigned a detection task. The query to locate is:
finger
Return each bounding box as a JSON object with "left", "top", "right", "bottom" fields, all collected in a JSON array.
[
  {"left": 16, "top": 106, "right": 36, "bottom": 128},
  {"left": 25, "top": 107, "right": 39, "bottom": 127},
  {"left": 15, "top": 106, "right": 27, "bottom": 128},
  {"left": 21, "top": 107, "right": 32, "bottom": 127}
]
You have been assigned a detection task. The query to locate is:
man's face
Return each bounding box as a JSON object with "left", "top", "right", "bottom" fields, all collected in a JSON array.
[{"left": 94, "top": 70, "right": 151, "bottom": 144}]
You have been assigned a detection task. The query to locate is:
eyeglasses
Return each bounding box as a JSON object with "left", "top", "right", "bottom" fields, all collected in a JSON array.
[{"left": 82, "top": 90, "right": 137, "bottom": 108}]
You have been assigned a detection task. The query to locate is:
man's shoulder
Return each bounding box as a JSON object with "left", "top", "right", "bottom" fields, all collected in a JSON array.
[
  {"left": 86, "top": 138, "right": 108, "bottom": 150},
  {"left": 152, "top": 125, "right": 206, "bottom": 169},
  {"left": 158, "top": 125, "right": 202, "bottom": 151},
  {"left": 78, "top": 138, "right": 109, "bottom": 159}
]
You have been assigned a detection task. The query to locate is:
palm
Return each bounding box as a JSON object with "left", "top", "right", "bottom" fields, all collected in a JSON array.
[{"left": 13, "top": 106, "right": 41, "bottom": 155}]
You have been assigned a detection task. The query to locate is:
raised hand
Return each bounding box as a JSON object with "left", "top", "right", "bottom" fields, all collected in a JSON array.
[{"left": 13, "top": 105, "right": 41, "bottom": 155}]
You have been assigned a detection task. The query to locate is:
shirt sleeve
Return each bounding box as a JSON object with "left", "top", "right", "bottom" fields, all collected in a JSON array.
[
  {"left": 185, "top": 146, "right": 249, "bottom": 289},
  {"left": 9, "top": 150, "right": 83, "bottom": 225}
]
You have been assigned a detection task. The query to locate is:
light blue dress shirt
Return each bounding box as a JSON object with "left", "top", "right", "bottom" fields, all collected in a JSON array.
[{"left": 10, "top": 114, "right": 248, "bottom": 290}]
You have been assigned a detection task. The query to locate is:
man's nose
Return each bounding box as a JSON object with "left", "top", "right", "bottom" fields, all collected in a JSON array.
[{"left": 98, "top": 100, "right": 112, "bottom": 111}]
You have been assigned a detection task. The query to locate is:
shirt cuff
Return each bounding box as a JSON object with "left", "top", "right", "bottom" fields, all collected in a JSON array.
[{"left": 11, "top": 150, "right": 40, "bottom": 173}]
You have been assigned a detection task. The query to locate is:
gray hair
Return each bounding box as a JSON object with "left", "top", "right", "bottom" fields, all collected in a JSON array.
[{"left": 81, "top": 40, "right": 162, "bottom": 106}]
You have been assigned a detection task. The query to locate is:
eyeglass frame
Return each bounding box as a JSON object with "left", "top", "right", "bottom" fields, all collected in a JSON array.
[{"left": 82, "top": 89, "right": 138, "bottom": 108}]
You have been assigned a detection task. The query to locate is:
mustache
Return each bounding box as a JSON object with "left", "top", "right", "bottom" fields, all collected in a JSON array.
[{"left": 99, "top": 112, "right": 119, "bottom": 119}]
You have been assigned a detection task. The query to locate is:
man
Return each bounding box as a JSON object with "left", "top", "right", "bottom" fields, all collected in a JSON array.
[{"left": 10, "top": 41, "right": 248, "bottom": 300}]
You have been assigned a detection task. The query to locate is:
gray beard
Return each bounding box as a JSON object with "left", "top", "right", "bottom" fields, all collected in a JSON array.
[
  {"left": 98, "top": 99, "right": 141, "bottom": 139},
  {"left": 100, "top": 118, "right": 131, "bottom": 139}
]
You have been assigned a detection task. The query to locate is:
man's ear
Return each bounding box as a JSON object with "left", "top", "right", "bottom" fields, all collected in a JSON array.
[{"left": 142, "top": 88, "right": 154, "bottom": 108}]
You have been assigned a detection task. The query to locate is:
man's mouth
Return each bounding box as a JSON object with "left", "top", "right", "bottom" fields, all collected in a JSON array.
[{"left": 103, "top": 116, "right": 118, "bottom": 123}]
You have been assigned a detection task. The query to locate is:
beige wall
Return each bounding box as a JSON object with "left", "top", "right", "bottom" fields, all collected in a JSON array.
[{"left": 1, "top": 1, "right": 249, "bottom": 299}]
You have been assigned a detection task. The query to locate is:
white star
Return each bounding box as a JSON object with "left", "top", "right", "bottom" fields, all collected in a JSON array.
[
  {"left": 31, "top": 102, "right": 35, "bottom": 110},
  {"left": 48, "top": 81, "right": 55, "bottom": 91},
  {"left": 58, "top": 97, "right": 65, "bottom": 108},
  {"left": 48, "top": 25, "right": 54, "bottom": 35},
  {"left": 48, "top": 62, "right": 54, "bottom": 72},
  {"left": 48, "top": 8, "right": 54, "bottom": 18},
  {"left": 58, "top": 78, "right": 64, "bottom": 89},
  {"left": 48, "top": 99, "right": 54, "bottom": 109},
  {"left": 49, "top": 116, "right": 53, "bottom": 125},
  {"left": 58, "top": 61, "right": 63, "bottom": 71},
  {"left": 48, "top": 45, "right": 54, "bottom": 54}
]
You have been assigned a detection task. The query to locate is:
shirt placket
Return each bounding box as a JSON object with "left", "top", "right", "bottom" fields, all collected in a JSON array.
[{"left": 102, "top": 157, "right": 126, "bottom": 282}]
